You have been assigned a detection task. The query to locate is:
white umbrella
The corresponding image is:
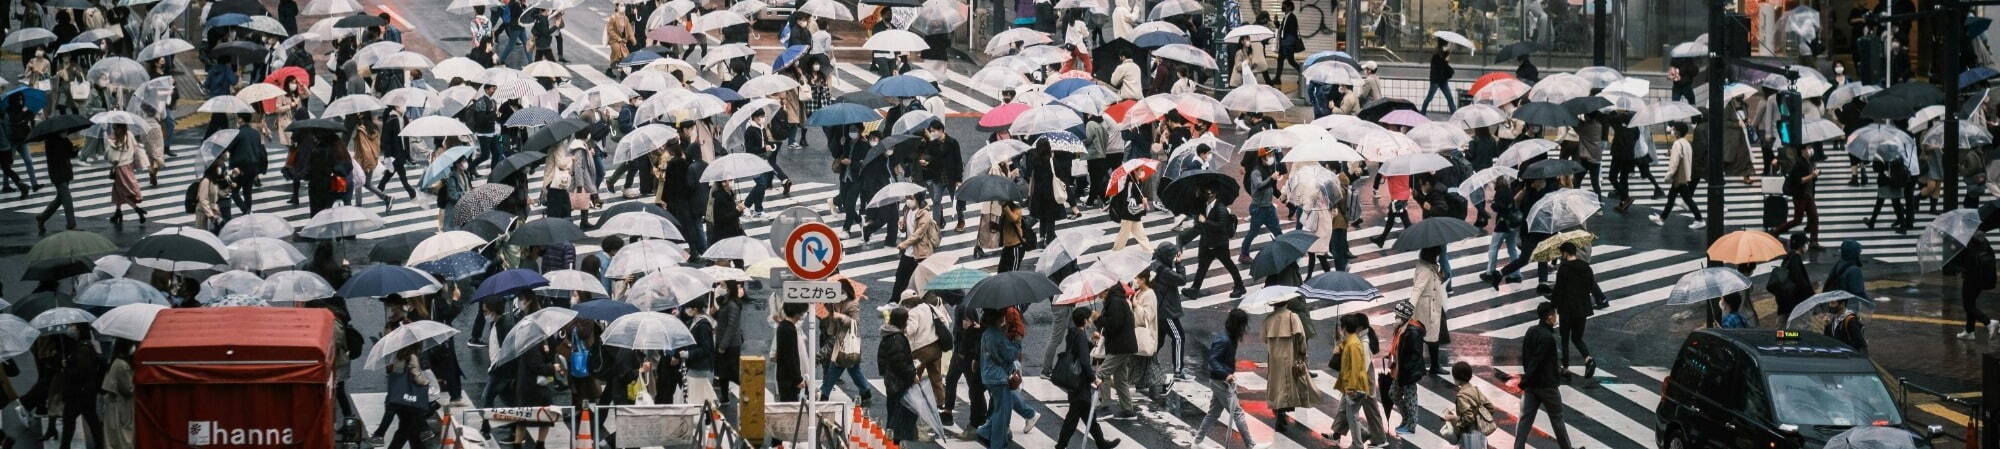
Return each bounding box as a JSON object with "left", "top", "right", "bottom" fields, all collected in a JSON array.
[
  {"left": 611, "top": 123, "right": 680, "bottom": 166},
  {"left": 494, "top": 307, "right": 580, "bottom": 366},
  {"left": 365, "top": 320, "right": 460, "bottom": 369},
  {"left": 2, "top": 28, "right": 53, "bottom": 50},
  {"left": 299, "top": 206, "right": 385, "bottom": 239},
  {"left": 720, "top": 98, "right": 782, "bottom": 151},
  {"left": 1629, "top": 100, "right": 1701, "bottom": 127},
  {"left": 1495, "top": 138, "right": 1558, "bottom": 167},
  {"left": 446, "top": 0, "right": 501, "bottom": 13},
  {"left": 1526, "top": 189, "right": 1602, "bottom": 233},
  {"left": 1014, "top": 44, "right": 1069, "bottom": 66},
  {"left": 693, "top": 10, "right": 748, "bottom": 34},
  {"left": 522, "top": 60, "right": 569, "bottom": 78},
  {"left": 965, "top": 139, "right": 1031, "bottom": 172},
  {"left": 739, "top": 74, "right": 802, "bottom": 98},
  {"left": 1356, "top": 130, "right": 1422, "bottom": 161},
  {"left": 196, "top": 270, "right": 265, "bottom": 304},
  {"left": 76, "top": 278, "right": 170, "bottom": 308},
  {"left": 1665, "top": 267, "right": 1753, "bottom": 306},
  {"left": 1224, "top": 25, "right": 1275, "bottom": 41},
  {"left": 1669, "top": 40, "right": 1708, "bottom": 58},
  {"left": 1055, "top": 269, "right": 1120, "bottom": 304},
  {"left": 606, "top": 240, "right": 692, "bottom": 279},
  {"left": 197, "top": 130, "right": 239, "bottom": 168},
  {"left": 602, "top": 312, "right": 696, "bottom": 351},
  {"left": 55, "top": 42, "right": 98, "bottom": 55},
  {"left": 1574, "top": 66, "right": 1622, "bottom": 88},
  {"left": 1406, "top": 121, "right": 1471, "bottom": 151},
  {"left": 301, "top": 0, "right": 364, "bottom": 16},
  {"left": 1302, "top": 60, "right": 1362, "bottom": 86},
  {"left": 1279, "top": 126, "right": 1363, "bottom": 162},
  {"left": 1039, "top": 228, "right": 1106, "bottom": 275},
  {"left": 432, "top": 57, "right": 485, "bottom": 82},
  {"left": 1456, "top": 166, "right": 1518, "bottom": 201},
  {"left": 622, "top": 70, "right": 674, "bottom": 93},
  {"left": 1133, "top": 20, "right": 1185, "bottom": 35},
  {"left": 92, "top": 304, "right": 166, "bottom": 341},
  {"left": 626, "top": 268, "right": 715, "bottom": 309},
  {"left": 589, "top": 212, "right": 684, "bottom": 240},
  {"left": 197, "top": 95, "right": 256, "bottom": 114},
  {"left": 402, "top": 116, "right": 473, "bottom": 137},
  {"left": 1220, "top": 83, "right": 1290, "bottom": 113},
  {"left": 1602, "top": 78, "right": 1651, "bottom": 98},
  {"left": 1801, "top": 118, "right": 1846, "bottom": 144},
  {"left": 1431, "top": 30, "right": 1475, "bottom": 53},
  {"left": 217, "top": 213, "right": 292, "bottom": 243},
  {"left": 698, "top": 153, "right": 775, "bottom": 182},
  {"left": 1380, "top": 153, "right": 1454, "bottom": 176},
  {"left": 90, "top": 110, "right": 146, "bottom": 126},
  {"left": 227, "top": 237, "right": 306, "bottom": 272},
  {"left": 1527, "top": 73, "right": 1591, "bottom": 103},
  {"left": 539, "top": 269, "right": 609, "bottom": 297},
  {"left": 864, "top": 29, "right": 928, "bottom": 52},
  {"left": 1240, "top": 127, "right": 1298, "bottom": 151},
  {"left": 799, "top": 0, "right": 854, "bottom": 20},
  {"left": 92, "top": 255, "right": 135, "bottom": 281},
  {"left": 868, "top": 182, "right": 929, "bottom": 208},
  {"left": 1147, "top": 0, "right": 1202, "bottom": 20},
  {"left": 701, "top": 266, "right": 752, "bottom": 283},
  {"left": 726, "top": 0, "right": 766, "bottom": 15},
  {"left": 136, "top": 38, "right": 193, "bottom": 60},
  {"left": 1009, "top": 104, "right": 1082, "bottom": 135},
  {"left": 700, "top": 44, "right": 757, "bottom": 67},
  {"left": 374, "top": 51, "right": 434, "bottom": 70},
  {"left": 1237, "top": 286, "right": 1301, "bottom": 314},
  {"left": 381, "top": 87, "right": 432, "bottom": 109},
  {"left": 408, "top": 231, "right": 487, "bottom": 266},
  {"left": 1451, "top": 103, "right": 1510, "bottom": 128},
  {"left": 1151, "top": 44, "right": 1216, "bottom": 70},
  {"left": 703, "top": 236, "right": 778, "bottom": 264},
  {"left": 31, "top": 308, "right": 96, "bottom": 331},
  {"left": 323, "top": 94, "right": 386, "bottom": 117},
  {"left": 985, "top": 28, "right": 1052, "bottom": 56},
  {"left": 256, "top": 270, "right": 337, "bottom": 302},
  {"left": 1314, "top": 114, "right": 1390, "bottom": 143},
  {"left": 237, "top": 82, "right": 285, "bottom": 102}
]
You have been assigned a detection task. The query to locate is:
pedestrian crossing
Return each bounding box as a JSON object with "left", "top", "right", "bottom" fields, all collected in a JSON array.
[{"left": 556, "top": 59, "right": 1008, "bottom": 118}]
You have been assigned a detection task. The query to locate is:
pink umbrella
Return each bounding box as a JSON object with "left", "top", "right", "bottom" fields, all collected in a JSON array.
[
  {"left": 647, "top": 26, "right": 697, "bottom": 45},
  {"left": 1380, "top": 109, "right": 1430, "bottom": 128},
  {"left": 978, "top": 103, "right": 1031, "bottom": 129}
]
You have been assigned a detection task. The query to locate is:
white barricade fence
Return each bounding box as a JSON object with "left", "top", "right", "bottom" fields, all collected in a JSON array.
[
  {"left": 453, "top": 406, "right": 575, "bottom": 449},
  {"left": 763, "top": 400, "right": 851, "bottom": 444}
]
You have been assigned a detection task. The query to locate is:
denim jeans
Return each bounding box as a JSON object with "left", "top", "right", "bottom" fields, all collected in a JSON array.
[
  {"left": 818, "top": 363, "right": 875, "bottom": 401},
  {"left": 928, "top": 181, "right": 963, "bottom": 226},
  {"left": 979, "top": 384, "right": 1032, "bottom": 449},
  {"left": 747, "top": 173, "right": 772, "bottom": 213},
  {"left": 1487, "top": 230, "right": 1519, "bottom": 273},
  {"left": 477, "top": 134, "right": 503, "bottom": 171},
  {"left": 498, "top": 31, "right": 527, "bottom": 67},
  {"left": 1422, "top": 80, "right": 1457, "bottom": 113},
  {"left": 11, "top": 140, "right": 34, "bottom": 186},
  {"left": 1240, "top": 204, "right": 1283, "bottom": 258}
]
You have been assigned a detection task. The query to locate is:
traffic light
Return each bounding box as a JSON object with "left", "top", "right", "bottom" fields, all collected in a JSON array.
[{"left": 1775, "top": 90, "right": 1803, "bottom": 148}]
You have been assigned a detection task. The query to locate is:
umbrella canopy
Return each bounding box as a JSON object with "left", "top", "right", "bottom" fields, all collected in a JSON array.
[
  {"left": 1036, "top": 228, "right": 1105, "bottom": 274},
  {"left": 1432, "top": 31, "right": 1475, "bottom": 52},
  {"left": 1009, "top": 104, "right": 1082, "bottom": 135},
  {"left": 1406, "top": 121, "right": 1471, "bottom": 151},
  {"left": 1380, "top": 153, "right": 1454, "bottom": 176},
  {"left": 575, "top": 298, "right": 641, "bottom": 322},
  {"left": 194, "top": 270, "right": 264, "bottom": 304},
  {"left": 625, "top": 268, "right": 715, "bottom": 309},
  {"left": 129, "top": 228, "right": 229, "bottom": 272},
  {"left": 227, "top": 237, "right": 306, "bottom": 272},
  {"left": 27, "top": 230, "right": 116, "bottom": 271},
  {"left": 1299, "top": 271, "right": 1381, "bottom": 302},
  {"left": 1513, "top": 101, "right": 1578, "bottom": 127},
  {"left": 923, "top": 267, "right": 991, "bottom": 291},
  {"left": 31, "top": 307, "right": 97, "bottom": 331},
  {"left": 1220, "top": 84, "right": 1290, "bottom": 113},
  {"left": 446, "top": 184, "right": 515, "bottom": 230},
  {"left": 2, "top": 28, "right": 54, "bottom": 50},
  {"left": 1528, "top": 73, "right": 1592, "bottom": 103},
  {"left": 1390, "top": 218, "right": 1481, "bottom": 251},
  {"left": 1053, "top": 269, "right": 1122, "bottom": 305},
  {"left": 137, "top": 38, "right": 194, "bottom": 60},
  {"left": 962, "top": 272, "right": 1061, "bottom": 309},
  {"left": 1450, "top": 103, "right": 1510, "bottom": 129},
  {"left": 1918, "top": 209, "right": 1984, "bottom": 273},
  {"left": 1162, "top": 170, "right": 1241, "bottom": 215},
  {"left": 363, "top": 320, "right": 460, "bottom": 370},
  {"left": 603, "top": 311, "right": 696, "bottom": 351},
  {"left": 510, "top": 218, "right": 586, "bottom": 248},
  {"left": 1784, "top": 291, "right": 1876, "bottom": 330},
  {"left": 1237, "top": 286, "right": 1302, "bottom": 314},
  {"left": 703, "top": 236, "right": 778, "bottom": 264},
  {"left": 338, "top": 265, "right": 440, "bottom": 299},
  {"left": 698, "top": 153, "right": 776, "bottom": 182},
  {"left": 256, "top": 270, "right": 337, "bottom": 302},
  {"left": 808, "top": 102, "right": 882, "bottom": 127},
  {"left": 863, "top": 29, "right": 928, "bottom": 52},
  {"left": 474, "top": 269, "right": 551, "bottom": 302},
  {"left": 1823, "top": 426, "right": 1922, "bottom": 449},
  {"left": 407, "top": 231, "right": 487, "bottom": 267},
  {"left": 1707, "top": 230, "right": 1787, "bottom": 264},
  {"left": 76, "top": 278, "right": 170, "bottom": 308},
  {"left": 402, "top": 116, "right": 474, "bottom": 137},
  {"left": 494, "top": 307, "right": 580, "bottom": 366},
  {"left": 413, "top": 252, "right": 492, "bottom": 281},
  {"left": 957, "top": 174, "right": 1027, "bottom": 203},
  {"left": 605, "top": 240, "right": 692, "bottom": 279},
  {"left": 1152, "top": 43, "right": 1216, "bottom": 69},
  {"left": 539, "top": 269, "right": 609, "bottom": 297},
  {"left": 1665, "top": 267, "right": 1752, "bottom": 306},
  {"left": 91, "top": 303, "right": 165, "bottom": 341},
  {"left": 1491, "top": 41, "right": 1546, "bottom": 62},
  {"left": 589, "top": 212, "right": 684, "bottom": 241},
  {"left": 1472, "top": 78, "right": 1531, "bottom": 104},
  {"left": 299, "top": 206, "right": 385, "bottom": 239},
  {"left": 1248, "top": 239, "right": 1307, "bottom": 278}
]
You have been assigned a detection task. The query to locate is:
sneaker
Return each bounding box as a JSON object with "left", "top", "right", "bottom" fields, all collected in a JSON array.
[
  {"left": 1649, "top": 214, "right": 1666, "bottom": 225},
  {"left": 1959, "top": 331, "right": 1978, "bottom": 340},
  {"left": 1690, "top": 221, "right": 1707, "bottom": 229},
  {"left": 1181, "top": 288, "right": 1202, "bottom": 298}
]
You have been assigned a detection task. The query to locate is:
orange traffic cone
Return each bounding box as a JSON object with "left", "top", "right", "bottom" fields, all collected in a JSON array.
[
  {"left": 574, "top": 409, "right": 595, "bottom": 449},
  {"left": 438, "top": 414, "right": 457, "bottom": 449}
]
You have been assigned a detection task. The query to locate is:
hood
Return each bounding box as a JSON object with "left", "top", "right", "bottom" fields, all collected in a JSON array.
[
  {"left": 1153, "top": 242, "right": 1180, "bottom": 263},
  {"left": 1840, "top": 240, "right": 1863, "bottom": 265}
]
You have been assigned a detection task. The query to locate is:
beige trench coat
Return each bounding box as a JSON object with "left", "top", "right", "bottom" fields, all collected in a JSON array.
[{"left": 1263, "top": 307, "right": 1321, "bottom": 410}]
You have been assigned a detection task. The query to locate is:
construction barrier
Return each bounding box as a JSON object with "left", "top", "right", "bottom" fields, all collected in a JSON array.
[
  {"left": 454, "top": 406, "right": 575, "bottom": 449},
  {"left": 764, "top": 400, "right": 851, "bottom": 446},
  {"left": 590, "top": 404, "right": 714, "bottom": 448}
]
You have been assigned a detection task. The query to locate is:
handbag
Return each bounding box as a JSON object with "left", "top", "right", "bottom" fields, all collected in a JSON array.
[
  {"left": 928, "top": 304, "right": 955, "bottom": 349},
  {"left": 569, "top": 191, "right": 594, "bottom": 210},
  {"left": 834, "top": 325, "right": 862, "bottom": 367},
  {"left": 67, "top": 81, "right": 88, "bottom": 101},
  {"left": 384, "top": 369, "right": 426, "bottom": 409}
]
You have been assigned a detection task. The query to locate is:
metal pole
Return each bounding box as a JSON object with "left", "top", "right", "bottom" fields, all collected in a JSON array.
[
  {"left": 1945, "top": 0, "right": 1963, "bottom": 209},
  {"left": 1593, "top": 0, "right": 1607, "bottom": 66},
  {"left": 1706, "top": 0, "right": 1728, "bottom": 243},
  {"left": 1347, "top": 0, "right": 1361, "bottom": 53},
  {"left": 1886, "top": 0, "right": 1896, "bottom": 87}
]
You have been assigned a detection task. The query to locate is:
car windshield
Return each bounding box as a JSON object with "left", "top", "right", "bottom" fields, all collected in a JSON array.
[{"left": 1767, "top": 372, "right": 1902, "bottom": 427}]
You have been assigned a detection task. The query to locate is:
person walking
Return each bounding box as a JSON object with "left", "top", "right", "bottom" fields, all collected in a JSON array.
[
  {"left": 104, "top": 124, "right": 148, "bottom": 225},
  {"left": 977, "top": 309, "right": 1035, "bottom": 449},
  {"left": 57, "top": 325, "right": 105, "bottom": 449},
  {"left": 943, "top": 304, "right": 986, "bottom": 431},
  {"left": 1821, "top": 292, "right": 1869, "bottom": 352},
  {"left": 1108, "top": 176, "right": 1152, "bottom": 250},
  {"left": 879, "top": 308, "right": 920, "bottom": 445},
  {"left": 816, "top": 296, "right": 875, "bottom": 405},
  {"left": 1096, "top": 283, "right": 1141, "bottom": 418},
  {"left": 1185, "top": 190, "right": 1247, "bottom": 297},
  {"left": 1551, "top": 242, "right": 1599, "bottom": 380},
  {"left": 32, "top": 129, "right": 79, "bottom": 233},
  {"left": 1954, "top": 235, "right": 1998, "bottom": 339},
  {"left": 1239, "top": 153, "right": 1284, "bottom": 262},
  {"left": 1773, "top": 144, "right": 1821, "bottom": 247},
  {"left": 383, "top": 347, "right": 430, "bottom": 449},
  {"left": 1413, "top": 246, "right": 1450, "bottom": 375},
  {"left": 1444, "top": 362, "right": 1499, "bottom": 449},
  {"left": 1387, "top": 301, "right": 1428, "bottom": 435},
  {"left": 1653, "top": 123, "right": 1705, "bottom": 228},
  {"left": 101, "top": 345, "right": 134, "bottom": 449},
  {"left": 677, "top": 297, "right": 718, "bottom": 405},
  {"left": 894, "top": 196, "right": 940, "bottom": 298},
  {"left": 1331, "top": 312, "right": 1385, "bottom": 446},
  {"left": 1422, "top": 41, "right": 1457, "bottom": 113},
  {"left": 1269, "top": 1, "right": 1302, "bottom": 86},
  {"left": 1265, "top": 296, "right": 1321, "bottom": 433},
  {"left": 773, "top": 303, "right": 809, "bottom": 402},
  {"left": 1192, "top": 309, "right": 1253, "bottom": 448},
  {"left": 996, "top": 201, "right": 1028, "bottom": 271},
  {"left": 1515, "top": 302, "right": 1576, "bottom": 449},
  {"left": 1053, "top": 308, "right": 1120, "bottom": 449},
  {"left": 900, "top": 291, "right": 948, "bottom": 409}
]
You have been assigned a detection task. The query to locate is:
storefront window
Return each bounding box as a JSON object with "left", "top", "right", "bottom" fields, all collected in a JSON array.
[{"left": 1344, "top": 0, "right": 1712, "bottom": 70}]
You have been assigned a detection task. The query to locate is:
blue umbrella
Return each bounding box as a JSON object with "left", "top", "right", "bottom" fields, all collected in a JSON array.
[
  {"left": 1963, "top": 67, "right": 2000, "bottom": 89},
  {"left": 1133, "top": 31, "right": 1190, "bottom": 48},
  {"left": 1972, "top": 17, "right": 1994, "bottom": 37},
  {"left": 2, "top": 87, "right": 46, "bottom": 112},
  {"left": 338, "top": 265, "right": 438, "bottom": 299},
  {"left": 1045, "top": 78, "right": 1094, "bottom": 99},
  {"left": 204, "top": 13, "right": 251, "bottom": 29},
  {"left": 771, "top": 45, "right": 810, "bottom": 72},
  {"left": 420, "top": 145, "right": 477, "bottom": 189},
  {"left": 413, "top": 251, "right": 491, "bottom": 281},
  {"left": 1297, "top": 271, "right": 1381, "bottom": 303},
  {"left": 702, "top": 87, "right": 746, "bottom": 102},
  {"left": 807, "top": 102, "right": 883, "bottom": 127},
  {"left": 574, "top": 298, "right": 640, "bottom": 321},
  {"left": 619, "top": 50, "right": 663, "bottom": 67},
  {"left": 869, "top": 75, "right": 939, "bottom": 98},
  {"left": 473, "top": 269, "right": 549, "bottom": 302}
]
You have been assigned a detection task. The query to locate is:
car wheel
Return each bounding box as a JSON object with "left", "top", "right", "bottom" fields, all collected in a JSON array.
[{"left": 1666, "top": 432, "right": 1689, "bottom": 449}]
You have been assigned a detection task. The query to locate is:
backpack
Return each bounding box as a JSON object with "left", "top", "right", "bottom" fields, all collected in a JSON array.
[
  {"left": 1767, "top": 262, "right": 1797, "bottom": 300},
  {"left": 567, "top": 335, "right": 591, "bottom": 379}
]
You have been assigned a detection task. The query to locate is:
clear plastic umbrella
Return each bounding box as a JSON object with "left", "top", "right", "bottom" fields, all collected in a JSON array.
[
  {"left": 1785, "top": 291, "right": 1875, "bottom": 331},
  {"left": 299, "top": 206, "right": 385, "bottom": 239},
  {"left": 1450, "top": 103, "right": 1510, "bottom": 128},
  {"left": 1405, "top": 121, "right": 1471, "bottom": 151},
  {"left": 1090, "top": 246, "right": 1153, "bottom": 282},
  {"left": 1380, "top": 153, "right": 1453, "bottom": 176},
  {"left": 868, "top": 182, "right": 929, "bottom": 208},
  {"left": 1527, "top": 189, "right": 1601, "bottom": 233},
  {"left": 628, "top": 268, "right": 715, "bottom": 309},
  {"left": 985, "top": 28, "right": 1052, "bottom": 55},
  {"left": 198, "top": 95, "right": 255, "bottom": 114},
  {"left": 227, "top": 237, "right": 306, "bottom": 272},
  {"left": 75, "top": 278, "right": 169, "bottom": 308},
  {"left": 1037, "top": 228, "right": 1105, "bottom": 274},
  {"left": 31, "top": 308, "right": 96, "bottom": 332},
  {"left": 1846, "top": 123, "right": 1919, "bottom": 173},
  {"left": 1495, "top": 138, "right": 1558, "bottom": 167},
  {"left": 703, "top": 236, "right": 777, "bottom": 264},
  {"left": 407, "top": 231, "right": 488, "bottom": 267},
  {"left": 611, "top": 123, "right": 680, "bottom": 166},
  {"left": 539, "top": 269, "right": 608, "bottom": 297},
  {"left": 606, "top": 240, "right": 692, "bottom": 279},
  {"left": 603, "top": 311, "right": 696, "bottom": 351},
  {"left": 965, "top": 139, "right": 1030, "bottom": 173},
  {"left": 1241, "top": 127, "right": 1299, "bottom": 151},
  {"left": 1665, "top": 267, "right": 1752, "bottom": 305},
  {"left": 195, "top": 270, "right": 265, "bottom": 304},
  {"left": 323, "top": 94, "right": 385, "bottom": 117},
  {"left": 1527, "top": 73, "right": 1591, "bottom": 103},
  {"left": 1152, "top": 44, "right": 1217, "bottom": 70},
  {"left": 589, "top": 212, "right": 684, "bottom": 241},
  {"left": 1009, "top": 104, "right": 1082, "bottom": 135},
  {"left": 91, "top": 303, "right": 165, "bottom": 341},
  {"left": 698, "top": 153, "right": 776, "bottom": 182},
  {"left": 1236, "top": 285, "right": 1302, "bottom": 314},
  {"left": 1921, "top": 119, "right": 1994, "bottom": 150},
  {"left": 301, "top": 0, "right": 364, "bottom": 16},
  {"left": 136, "top": 38, "right": 192, "bottom": 60},
  {"left": 87, "top": 57, "right": 147, "bottom": 90},
  {"left": 493, "top": 307, "right": 579, "bottom": 366},
  {"left": 863, "top": 29, "right": 928, "bottom": 52},
  {"left": 1220, "top": 84, "right": 1290, "bottom": 113},
  {"left": 365, "top": 320, "right": 459, "bottom": 369},
  {"left": 1054, "top": 269, "right": 1121, "bottom": 305},
  {"left": 1283, "top": 164, "right": 1340, "bottom": 209},
  {"left": 217, "top": 212, "right": 292, "bottom": 242},
  {"left": 1629, "top": 100, "right": 1701, "bottom": 127},
  {"left": 256, "top": 270, "right": 337, "bottom": 302},
  {"left": 1917, "top": 209, "right": 1983, "bottom": 273}
]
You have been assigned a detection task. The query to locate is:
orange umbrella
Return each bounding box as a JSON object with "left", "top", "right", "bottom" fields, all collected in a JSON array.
[
  {"left": 1707, "top": 230, "right": 1787, "bottom": 264},
  {"left": 1469, "top": 72, "right": 1518, "bottom": 97}
]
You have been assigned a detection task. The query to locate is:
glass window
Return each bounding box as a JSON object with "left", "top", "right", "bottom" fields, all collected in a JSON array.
[{"left": 1766, "top": 372, "right": 1905, "bottom": 428}]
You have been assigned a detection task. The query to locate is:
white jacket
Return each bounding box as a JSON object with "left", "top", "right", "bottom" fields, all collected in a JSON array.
[
  {"left": 1131, "top": 289, "right": 1159, "bottom": 357},
  {"left": 904, "top": 302, "right": 946, "bottom": 351}
]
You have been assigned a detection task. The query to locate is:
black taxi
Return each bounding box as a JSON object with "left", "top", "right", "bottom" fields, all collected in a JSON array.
[{"left": 1655, "top": 329, "right": 1937, "bottom": 449}]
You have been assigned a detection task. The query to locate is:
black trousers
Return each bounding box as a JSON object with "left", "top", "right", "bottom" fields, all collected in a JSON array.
[
  {"left": 1190, "top": 244, "right": 1244, "bottom": 292},
  {"left": 1055, "top": 393, "right": 1110, "bottom": 448},
  {"left": 998, "top": 244, "right": 1024, "bottom": 273},
  {"left": 1964, "top": 282, "right": 1993, "bottom": 333},
  {"left": 893, "top": 255, "right": 919, "bottom": 300},
  {"left": 1085, "top": 158, "right": 1117, "bottom": 204},
  {"left": 945, "top": 352, "right": 988, "bottom": 428},
  {"left": 384, "top": 405, "right": 428, "bottom": 449},
  {"left": 35, "top": 181, "right": 74, "bottom": 227},
  {"left": 1659, "top": 182, "right": 1702, "bottom": 219},
  {"left": 1559, "top": 314, "right": 1590, "bottom": 369},
  {"left": 58, "top": 402, "right": 103, "bottom": 449}
]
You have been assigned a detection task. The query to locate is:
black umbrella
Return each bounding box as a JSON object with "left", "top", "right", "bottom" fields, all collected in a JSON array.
[
  {"left": 27, "top": 114, "right": 89, "bottom": 141},
  {"left": 1133, "top": 31, "right": 1191, "bottom": 49},
  {"left": 8, "top": 292, "right": 73, "bottom": 321},
  {"left": 1875, "top": 82, "right": 1946, "bottom": 108},
  {"left": 1513, "top": 101, "right": 1579, "bottom": 127},
  {"left": 213, "top": 41, "right": 268, "bottom": 63},
  {"left": 1248, "top": 242, "right": 1306, "bottom": 278},
  {"left": 21, "top": 259, "right": 90, "bottom": 281},
  {"left": 129, "top": 234, "right": 228, "bottom": 268},
  {"left": 962, "top": 271, "right": 1060, "bottom": 309},
  {"left": 1092, "top": 39, "right": 1142, "bottom": 80},
  {"left": 461, "top": 210, "right": 518, "bottom": 240},
  {"left": 603, "top": 202, "right": 671, "bottom": 219},
  {"left": 1390, "top": 217, "right": 1482, "bottom": 251},
  {"left": 863, "top": 134, "right": 915, "bottom": 167},
  {"left": 488, "top": 151, "right": 548, "bottom": 183},
  {"left": 448, "top": 183, "right": 517, "bottom": 229},
  {"left": 519, "top": 118, "right": 591, "bottom": 153},
  {"left": 204, "top": 0, "right": 262, "bottom": 16},
  {"left": 1520, "top": 158, "right": 1584, "bottom": 180},
  {"left": 1490, "top": 41, "right": 1547, "bottom": 63},
  {"left": 1560, "top": 96, "right": 1612, "bottom": 116},
  {"left": 1356, "top": 98, "right": 1417, "bottom": 122},
  {"left": 1161, "top": 170, "right": 1240, "bottom": 215},
  {"left": 510, "top": 218, "right": 586, "bottom": 247},
  {"left": 333, "top": 13, "right": 389, "bottom": 29},
  {"left": 837, "top": 91, "right": 892, "bottom": 109},
  {"left": 957, "top": 174, "right": 1026, "bottom": 203},
  {"left": 287, "top": 118, "right": 346, "bottom": 132},
  {"left": 1274, "top": 230, "right": 1319, "bottom": 252},
  {"left": 368, "top": 231, "right": 437, "bottom": 265}
]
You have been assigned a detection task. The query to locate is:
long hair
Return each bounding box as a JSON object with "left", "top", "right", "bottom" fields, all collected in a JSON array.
[
  {"left": 1224, "top": 309, "right": 1249, "bottom": 342},
  {"left": 1003, "top": 307, "right": 1026, "bottom": 340}
]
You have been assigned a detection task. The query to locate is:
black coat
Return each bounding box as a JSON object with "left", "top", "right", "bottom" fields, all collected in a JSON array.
[
  {"left": 1429, "top": 51, "right": 1454, "bottom": 83},
  {"left": 228, "top": 124, "right": 268, "bottom": 177},
  {"left": 513, "top": 343, "right": 556, "bottom": 406},
  {"left": 1518, "top": 322, "right": 1560, "bottom": 388},
  {"left": 774, "top": 320, "right": 802, "bottom": 390},
  {"left": 1098, "top": 289, "right": 1137, "bottom": 355},
  {"left": 1061, "top": 325, "right": 1096, "bottom": 397},
  {"left": 879, "top": 331, "right": 919, "bottom": 439},
  {"left": 1551, "top": 259, "right": 1598, "bottom": 318}
]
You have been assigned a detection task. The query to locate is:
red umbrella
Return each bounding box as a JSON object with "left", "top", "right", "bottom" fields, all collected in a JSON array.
[
  {"left": 977, "top": 103, "right": 1030, "bottom": 129},
  {"left": 647, "top": 26, "right": 697, "bottom": 45},
  {"left": 260, "top": 66, "right": 311, "bottom": 113},
  {"left": 1469, "top": 71, "right": 1517, "bottom": 97},
  {"left": 1104, "top": 99, "right": 1137, "bottom": 124},
  {"left": 1104, "top": 158, "right": 1160, "bottom": 197}
]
